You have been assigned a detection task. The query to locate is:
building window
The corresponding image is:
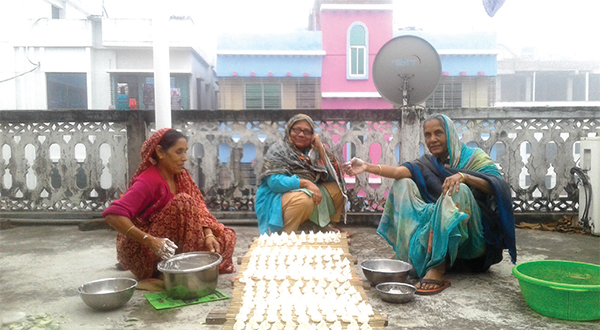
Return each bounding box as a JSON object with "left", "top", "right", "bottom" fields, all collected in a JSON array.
[
  {"left": 347, "top": 23, "right": 369, "bottom": 80},
  {"left": 51, "top": 5, "right": 62, "bottom": 19},
  {"left": 111, "top": 74, "right": 190, "bottom": 110},
  {"left": 47, "top": 73, "right": 87, "bottom": 109},
  {"left": 426, "top": 77, "right": 462, "bottom": 108},
  {"left": 296, "top": 78, "right": 319, "bottom": 109},
  {"left": 245, "top": 83, "right": 281, "bottom": 109}
]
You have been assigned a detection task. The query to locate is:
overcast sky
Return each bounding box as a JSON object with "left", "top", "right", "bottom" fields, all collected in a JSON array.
[{"left": 103, "top": 0, "right": 600, "bottom": 60}]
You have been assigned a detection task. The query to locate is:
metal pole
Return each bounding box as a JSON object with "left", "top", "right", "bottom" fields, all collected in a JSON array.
[{"left": 152, "top": 5, "right": 171, "bottom": 129}]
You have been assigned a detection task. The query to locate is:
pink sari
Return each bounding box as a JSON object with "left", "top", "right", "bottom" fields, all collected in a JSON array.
[{"left": 108, "top": 128, "right": 236, "bottom": 279}]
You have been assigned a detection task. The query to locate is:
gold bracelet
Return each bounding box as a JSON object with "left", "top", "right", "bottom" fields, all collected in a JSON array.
[
  {"left": 377, "top": 164, "right": 382, "bottom": 176},
  {"left": 204, "top": 234, "right": 216, "bottom": 240},
  {"left": 124, "top": 225, "right": 135, "bottom": 237},
  {"left": 458, "top": 172, "right": 466, "bottom": 182}
]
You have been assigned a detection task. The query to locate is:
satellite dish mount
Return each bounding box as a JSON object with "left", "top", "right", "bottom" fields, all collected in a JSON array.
[{"left": 399, "top": 74, "right": 414, "bottom": 107}]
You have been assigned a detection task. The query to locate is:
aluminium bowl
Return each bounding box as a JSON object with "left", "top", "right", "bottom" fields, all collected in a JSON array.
[
  {"left": 157, "top": 251, "right": 222, "bottom": 300},
  {"left": 360, "top": 259, "right": 413, "bottom": 285},
  {"left": 77, "top": 277, "right": 137, "bottom": 311},
  {"left": 375, "top": 282, "right": 417, "bottom": 303}
]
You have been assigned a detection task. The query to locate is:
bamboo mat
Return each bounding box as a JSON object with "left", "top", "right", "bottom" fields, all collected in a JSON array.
[{"left": 220, "top": 233, "right": 387, "bottom": 330}]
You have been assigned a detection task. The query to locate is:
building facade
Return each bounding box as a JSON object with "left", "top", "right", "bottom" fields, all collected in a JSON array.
[
  {"left": 0, "top": 0, "right": 218, "bottom": 111},
  {"left": 216, "top": 0, "right": 499, "bottom": 110},
  {"left": 315, "top": 0, "right": 394, "bottom": 109},
  {"left": 216, "top": 32, "right": 324, "bottom": 110}
]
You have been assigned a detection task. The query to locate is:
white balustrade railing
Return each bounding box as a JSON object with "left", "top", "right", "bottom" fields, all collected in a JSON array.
[{"left": 1, "top": 108, "right": 598, "bottom": 220}]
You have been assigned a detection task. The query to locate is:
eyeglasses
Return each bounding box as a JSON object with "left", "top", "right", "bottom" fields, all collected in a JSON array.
[{"left": 290, "top": 128, "right": 313, "bottom": 136}]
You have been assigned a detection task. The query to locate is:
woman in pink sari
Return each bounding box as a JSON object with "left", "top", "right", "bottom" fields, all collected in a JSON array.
[{"left": 103, "top": 128, "right": 236, "bottom": 279}]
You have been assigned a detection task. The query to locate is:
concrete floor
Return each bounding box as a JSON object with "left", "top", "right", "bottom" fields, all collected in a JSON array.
[{"left": 0, "top": 223, "right": 598, "bottom": 330}]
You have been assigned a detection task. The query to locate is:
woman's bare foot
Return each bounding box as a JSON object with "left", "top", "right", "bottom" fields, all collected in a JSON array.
[{"left": 416, "top": 262, "right": 446, "bottom": 290}]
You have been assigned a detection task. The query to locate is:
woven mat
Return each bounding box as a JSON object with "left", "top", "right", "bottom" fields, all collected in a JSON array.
[{"left": 221, "top": 233, "right": 387, "bottom": 329}]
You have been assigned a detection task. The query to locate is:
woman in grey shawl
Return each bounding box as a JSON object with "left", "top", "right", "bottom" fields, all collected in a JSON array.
[{"left": 255, "top": 114, "right": 348, "bottom": 234}]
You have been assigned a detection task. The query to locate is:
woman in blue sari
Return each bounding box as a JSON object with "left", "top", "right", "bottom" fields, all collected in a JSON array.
[{"left": 344, "top": 114, "right": 516, "bottom": 295}]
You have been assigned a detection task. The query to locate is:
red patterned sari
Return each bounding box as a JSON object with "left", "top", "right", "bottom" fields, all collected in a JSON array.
[{"left": 103, "top": 128, "right": 236, "bottom": 279}]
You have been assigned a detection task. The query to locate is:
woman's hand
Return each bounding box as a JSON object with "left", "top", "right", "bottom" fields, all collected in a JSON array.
[
  {"left": 149, "top": 237, "right": 178, "bottom": 260},
  {"left": 300, "top": 179, "right": 322, "bottom": 205},
  {"left": 204, "top": 235, "right": 221, "bottom": 254},
  {"left": 312, "top": 134, "right": 327, "bottom": 166},
  {"left": 312, "top": 133, "right": 323, "bottom": 150},
  {"left": 442, "top": 172, "right": 465, "bottom": 196},
  {"left": 308, "top": 181, "right": 322, "bottom": 205},
  {"left": 343, "top": 157, "right": 367, "bottom": 176}
]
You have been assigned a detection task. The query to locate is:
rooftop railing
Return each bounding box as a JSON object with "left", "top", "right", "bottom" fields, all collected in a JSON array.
[{"left": 1, "top": 108, "right": 598, "bottom": 224}]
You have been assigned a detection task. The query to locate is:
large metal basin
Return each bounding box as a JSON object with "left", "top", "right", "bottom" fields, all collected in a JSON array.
[
  {"left": 157, "top": 252, "right": 222, "bottom": 300},
  {"left": 360, "top": 259, "right": 413, "bottom": 285}
]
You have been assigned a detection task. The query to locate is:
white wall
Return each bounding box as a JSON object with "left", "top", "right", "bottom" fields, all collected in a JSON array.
[
  {"left": 115, "top": 50, "right": 154, "bottom": 70},
  {"left": 90, "top": 50, "right": 116, "bottom": 109},
  {"left": 0, "top": 42, "right": 17, "bottom": 109}
]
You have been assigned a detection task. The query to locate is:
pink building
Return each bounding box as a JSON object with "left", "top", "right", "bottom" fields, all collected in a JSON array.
[{"left": 314, "top": 0, "right": 395, "bottom": 109}]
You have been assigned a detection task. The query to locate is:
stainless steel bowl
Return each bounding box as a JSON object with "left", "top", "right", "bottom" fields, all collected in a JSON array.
[
  {"left": 157, "top": 251, "right": 222, "bottom": 300},
  {"left": 375, "top": 282, "right": 417, "bottom": 303},
  {"left": 77, "top": 277, "right": 137, "bottom": 311},
  {"left": 360, "top": 259, "right": 413, "bottom": 285}
]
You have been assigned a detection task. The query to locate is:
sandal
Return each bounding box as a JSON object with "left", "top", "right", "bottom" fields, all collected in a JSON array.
[{"left": 415, "top": 279, "right": 451, "bottom": 295}]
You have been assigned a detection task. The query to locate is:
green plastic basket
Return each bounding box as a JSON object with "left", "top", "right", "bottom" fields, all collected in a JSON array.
[{"left": 512, "top": 260, "right": 600, "bottom": 321}]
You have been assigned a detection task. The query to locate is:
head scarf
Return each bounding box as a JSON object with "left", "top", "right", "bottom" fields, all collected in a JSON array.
[
  {"left": 129, "top": 128, "right": 224, "bottom": 231},
  {"left": 427, "top": 114, "right": 500, "bottom": 176},
  {"left": 129, "top": 128, "right": 171, "bottom": 187},
  {"left": 258, "top": 114, "right": 328, "bottom": 184},
  {"left": 285, "top": 114, "right": 316, "bottom": 147}
]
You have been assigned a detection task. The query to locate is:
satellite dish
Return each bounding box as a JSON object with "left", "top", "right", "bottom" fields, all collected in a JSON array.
[{"left": 373, "top": 35, "right": 442, "bottom": 107}]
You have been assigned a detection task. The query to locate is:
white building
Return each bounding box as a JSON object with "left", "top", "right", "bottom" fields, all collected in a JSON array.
[
  {"left": 496, "top": 57, "right": 600, "bottom": 107},
  {"left": 0, "top": 0, "right": 218, "bottom": 111}
]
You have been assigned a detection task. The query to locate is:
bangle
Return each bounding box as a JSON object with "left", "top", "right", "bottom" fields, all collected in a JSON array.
[
  {"left": 377, "top": 164, "right": 382, "bottom": 176},
  {"left": 124, "top": 225, "right": 135, "bottom": 237},
  {"left": 204, "top": 234, "right": 216, "bottom": 240},
  {"left": 458, "top": 172, "right": 466, "bottom": 182}
]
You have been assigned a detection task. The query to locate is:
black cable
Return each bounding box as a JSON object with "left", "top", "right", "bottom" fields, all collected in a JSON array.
[
  {"left": 0, "top": 65, "right": 39, "bottom": 83},
  {"left": 570, "top": 166, "right": 592, "bottom": 231},
  {"left": 0, "top": 18, "right": 44, "bottom": 83}
]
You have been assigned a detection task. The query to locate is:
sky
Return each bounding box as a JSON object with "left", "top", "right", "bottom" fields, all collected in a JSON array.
[{"left": 102, "top": 0, "right": 600, "bottom": 60}]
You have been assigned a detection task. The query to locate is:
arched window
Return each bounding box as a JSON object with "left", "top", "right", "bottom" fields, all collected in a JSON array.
[{"left": 347, "top": 23, "right": 369, "bottom": 80}]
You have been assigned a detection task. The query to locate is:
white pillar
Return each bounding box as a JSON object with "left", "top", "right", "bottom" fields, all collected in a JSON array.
[
  {"left": 86, "top": 47, "right": 93, "bottom": 109},
  {"left": 399, "top": 106, "right": 422, "bottom": 163},
  {"left": 531, "top": 71, "right": 536, "bottom": 102},
  {"left": 153, "top": 7, "right": 171, "bottom": 129},
  {"left": 567, "top": 75, "right": 573, "bottom": 101},
  {"left": 585, "top": 72, "right": 590, "bottom": 101}
]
